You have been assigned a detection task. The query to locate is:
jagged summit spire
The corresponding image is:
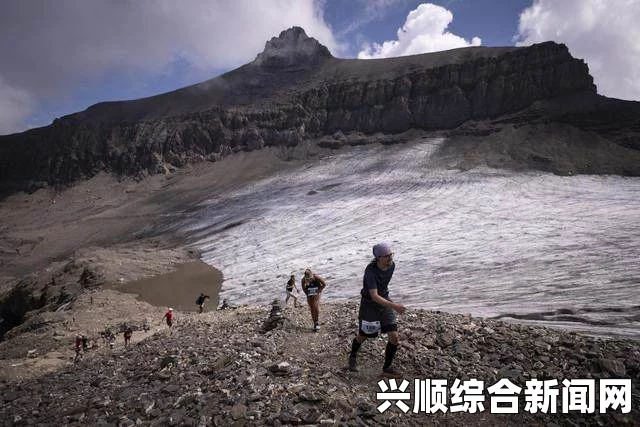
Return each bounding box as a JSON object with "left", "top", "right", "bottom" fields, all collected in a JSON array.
[{"left": 253, "top": 26, "right": 333, "bottom": 69}]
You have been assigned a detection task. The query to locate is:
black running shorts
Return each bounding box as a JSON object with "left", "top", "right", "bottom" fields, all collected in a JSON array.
[{"left": 358, "top": 298, "right": 397, "bottom": 337}]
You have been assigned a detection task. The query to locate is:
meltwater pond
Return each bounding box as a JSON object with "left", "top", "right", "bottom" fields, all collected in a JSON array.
[{"left": 174, "top": 138, "right": 640, "bottom": 339}]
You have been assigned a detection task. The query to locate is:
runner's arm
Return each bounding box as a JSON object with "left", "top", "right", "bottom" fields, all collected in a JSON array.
[
  {"left": 314, "top": 275, "right": 327, "bottom": 291},
  {"left": 368, "top": 289, "right": 406, "bottom": 314}
]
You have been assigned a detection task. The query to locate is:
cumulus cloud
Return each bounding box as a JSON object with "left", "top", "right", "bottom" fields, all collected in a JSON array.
[
  {"left": 357, "top": 3, "right": 481, "bottom": 59},
  {"left": 0, "top": 0, "right": 338, "bottom": 135},
  {"left": 516, "top": 0, "right": 640, "bottom": 101}
]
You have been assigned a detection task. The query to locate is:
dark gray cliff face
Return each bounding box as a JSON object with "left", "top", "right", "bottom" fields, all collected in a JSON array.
[
  {"left": 303, "top": 42, "right": 595, "bottom": 133},
  {"left": 0, "top": 27, "right": 635, "bottom": 192}
]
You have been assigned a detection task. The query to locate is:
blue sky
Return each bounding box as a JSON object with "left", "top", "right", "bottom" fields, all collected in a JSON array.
[
  {"left": 324, "top": 0, "right": 532, "bottom": 49},
  {"left": 1, "top": 0, "right": 638, "bottom": 135}
]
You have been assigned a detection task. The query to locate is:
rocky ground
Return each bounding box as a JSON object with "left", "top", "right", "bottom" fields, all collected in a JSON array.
[
  {"left": 0, "top": 287, "right": 167, "bottom": 382},
  {"left": 0, "top": 147, "right": 305, "bottom": 370},
  {"left": 0, "top": 146, "right": 306, "bottom": 289},
  {"left": 0, "top": 246, "right": 223, "bottom": 383},
  {"left": 1, "top": 299, "right": 638, "bottom": 426},
  {"left": 1, "top": 137, "right": 639, "bottom": 426},
  {"left": 438, "top": 119, "right": 640, "bottom": 176}
]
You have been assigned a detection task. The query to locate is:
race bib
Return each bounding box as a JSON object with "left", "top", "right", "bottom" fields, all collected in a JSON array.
[
  {"left": 307, "top": 287, "right": 318, "bottom": 296},
  {"left": 361, "top": 320, "right": 381, "bottom": 334}
]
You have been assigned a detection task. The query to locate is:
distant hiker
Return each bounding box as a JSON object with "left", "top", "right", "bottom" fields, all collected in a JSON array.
[
  {"left": 74, "top": 334, "right": 84, "bottom": 362},
  {"left": 196, "top": 293, "right": 210, "bottom": 314},
  {"left": 301, "top": 268, "right": 327, "bottom": 332},
  {"left": 219, "top": 299, "right": 232, "bottom": 310},
  {"left": 101, "top": 325, "right": 115, "bottom": 346},
  {"left": 285, "top": 274, "right": 300, "bottom": 308},
  {"left": 162, "top": 308, "right": 174, "bottom": 327},
  {"left": 348, "top": 243, "right": 406, "bottom": 379},
  {"left": 123, "top": 326, "right": 133, "bottom": 347},
  {"left": 81, "top": 335, "right": 89, "bottom": 350}
]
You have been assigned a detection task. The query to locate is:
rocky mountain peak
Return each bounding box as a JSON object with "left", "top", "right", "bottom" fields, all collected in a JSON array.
[
  {"left": 2, "top": 36, "right": 639, "bottom": 193},
  {"left": 252, "top": 26, "right": 332, "bottom": 68}
]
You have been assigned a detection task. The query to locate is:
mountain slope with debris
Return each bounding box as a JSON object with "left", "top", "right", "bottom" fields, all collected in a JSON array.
[{"left": 1, "top": 301, "right": 638, "bottom": 426}]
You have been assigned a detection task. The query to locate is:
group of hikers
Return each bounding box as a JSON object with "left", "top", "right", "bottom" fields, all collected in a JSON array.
[
  {"left": 161, "top": 242, "right": 404, "bottom": 378},
  {"left": 81, "top": 242, "right": 403, "bottom": 379},
  {"left": 284, "top": 268, "right": 327, "bottom": 332},
  {"left": 284, "top": 242, "right": 405, "bottom": 378},
  {"left": 158, "top": 294, "right": 233, "bottom": 329},
  {"left": 73, "top": 324, "right": 135, "bottom": 362},
  {"left": 195, "top": 293, "right": 233, "bottom": 312}
]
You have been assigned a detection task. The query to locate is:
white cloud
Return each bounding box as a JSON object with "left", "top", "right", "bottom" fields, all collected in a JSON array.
[
  {"left": 516, "top": 0, "right": 640, "bottom": 101},
  {"left": 0, "top": 76, "right": 35, "bottom": 135},
  {"left": 357, "top": 3, "right": 481, "bottom": 59},
  {"left": 0, "top": 0, "right": 339, "bottom": 135}
]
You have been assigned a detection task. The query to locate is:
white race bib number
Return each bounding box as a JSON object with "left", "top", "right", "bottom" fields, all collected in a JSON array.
[
  {"left": 361, "top": 320, "right": 381, "bottom": 334},
  {"left": 307, "top": 287, "right": 318, "bottom": 296}
]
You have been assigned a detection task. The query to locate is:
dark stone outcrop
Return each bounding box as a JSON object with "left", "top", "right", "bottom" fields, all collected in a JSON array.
[
  {"left": 253, "top": 26, "right": 332, "bottom": 69},
  {"left": 0, "top": 282, "right": 40, "bottom": 340},
  {"left": 0, "top": 256, "right": 98, "bottom": 340},
  {"left": 437, "top": 92, "right": 640, "bottom": 176},
  {"left": 0, "top": 27, "right": 638, "bottom": 194}
]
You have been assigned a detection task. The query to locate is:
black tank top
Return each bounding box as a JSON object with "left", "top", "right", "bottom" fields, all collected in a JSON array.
[{"left": 305, "top": 278, "right": 321, "bottom": 295}]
